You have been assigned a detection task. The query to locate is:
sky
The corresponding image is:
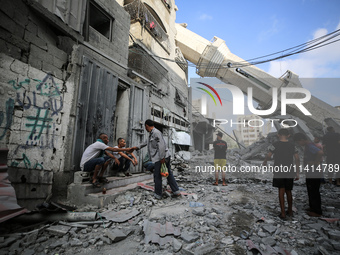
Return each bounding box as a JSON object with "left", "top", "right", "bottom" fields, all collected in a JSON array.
[{"left": 175, "top": 0, "right": 340, "bottom": 110}]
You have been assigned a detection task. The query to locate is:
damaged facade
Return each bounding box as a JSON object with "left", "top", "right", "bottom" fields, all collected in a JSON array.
[{"left": 0, "top": 0, "right": 189, "bottom": 209}]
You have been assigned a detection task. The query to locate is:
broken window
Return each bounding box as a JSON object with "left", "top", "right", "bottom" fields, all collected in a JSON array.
[{"left": 88, "top": 1, "right": 113, "bottom": 40}]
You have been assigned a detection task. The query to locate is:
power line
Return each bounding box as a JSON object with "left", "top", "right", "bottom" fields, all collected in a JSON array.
[{"left": 129, "top": 28, "right": 340, "bottom": 70}]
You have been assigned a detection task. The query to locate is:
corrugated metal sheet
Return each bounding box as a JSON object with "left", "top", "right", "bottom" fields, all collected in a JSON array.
[
  {"left": 72, "top": 56, "right": 119, "bottom": 170},
  {"left": 34, "top": 0, "right": 86, "bottom": 34}
]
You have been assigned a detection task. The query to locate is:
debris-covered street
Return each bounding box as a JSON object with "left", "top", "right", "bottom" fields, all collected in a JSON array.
[{"left": 1, "top": 142, "right": 340, "bottom": 255}]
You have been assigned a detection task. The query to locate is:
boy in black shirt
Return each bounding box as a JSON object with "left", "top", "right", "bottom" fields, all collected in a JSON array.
[
  {"left": 263, "top": 129, "right": 300, "bottom": 219},
  {"left": 213, "top": 131, "right": 228, "bottom": 186}
]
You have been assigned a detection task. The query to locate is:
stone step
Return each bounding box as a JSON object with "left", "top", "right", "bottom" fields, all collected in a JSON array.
[{"left": 67, "top": 173, "right": 153, "bottom": 208}]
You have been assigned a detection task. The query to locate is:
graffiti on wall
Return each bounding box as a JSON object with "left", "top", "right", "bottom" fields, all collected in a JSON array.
[
  {"left": 11, "top": 153, "right": 44, "bottom": 170},
  {"left": 1, "top": 73, "right": 64, "bottom": 169}
]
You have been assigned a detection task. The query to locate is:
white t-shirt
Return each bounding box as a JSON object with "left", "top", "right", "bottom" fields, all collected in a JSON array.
[
  {"left": 80, "top": 141, "right": 109, "bottom": 170},
  {"left": 112, "top": 146, "right": 123, "bottom": 159}
]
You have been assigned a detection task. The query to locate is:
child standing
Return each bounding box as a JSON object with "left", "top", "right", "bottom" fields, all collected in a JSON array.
[{"left": 263, "top": 129, "right": 300, "bottom": 219}]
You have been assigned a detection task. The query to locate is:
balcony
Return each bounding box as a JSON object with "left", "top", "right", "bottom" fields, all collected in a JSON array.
[{"left": 124, "top": 0, "right": 170, "bottom": 52}]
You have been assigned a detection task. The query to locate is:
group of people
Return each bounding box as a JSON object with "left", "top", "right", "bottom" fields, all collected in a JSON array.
[
  {"left": 79, "top": 119, "right": 181, "bottom": 199},
  {"left": 79, "top": 135, "right": 137, "bottom": 187},
  {"left": 80, "top": 120, "right": 340, "bottom": 212},
  {"left": 212, "top": 127, "right": 340, "bottom": 220},
  {"left": 263, "top": 127, "right": 340, "bottom": 220}
]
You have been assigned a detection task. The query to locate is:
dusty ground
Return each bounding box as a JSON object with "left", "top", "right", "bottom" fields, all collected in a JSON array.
[{"left": 1, "top": 159, "right": 340, "bottom": 255}]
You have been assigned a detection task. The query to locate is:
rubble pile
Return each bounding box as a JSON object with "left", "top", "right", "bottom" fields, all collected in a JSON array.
[{"left": 0, "top": 142, "right": 340, "bottom": 255}]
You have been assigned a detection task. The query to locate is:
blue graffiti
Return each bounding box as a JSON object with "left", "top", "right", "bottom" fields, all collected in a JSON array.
[{"left": 11, "top": 153, "right": 44, "bottom": 170}]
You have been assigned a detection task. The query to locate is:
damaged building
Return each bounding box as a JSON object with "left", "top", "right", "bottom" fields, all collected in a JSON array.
[{"left": 0, "top": 0, "right": 190, "bottom": 210}]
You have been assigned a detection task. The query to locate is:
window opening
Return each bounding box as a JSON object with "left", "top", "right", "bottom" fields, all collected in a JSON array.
[{"left": 89, "top": 2, "right": 113, "bottom": 40}]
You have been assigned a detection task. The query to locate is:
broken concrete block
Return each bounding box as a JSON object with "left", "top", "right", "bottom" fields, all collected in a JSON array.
[
  {"left": 181, "top": 231, "right": 200, "bottom": 243},
  {"left": 173, "top": 238, "right": 182, "bottom": 252},
  {"left": 194, "top": 244, "right": 217, "bottom": 255},
  {"left": 262, "top": 225, "right": 277, "bottom": 234},
  {"left": 105, "top": 229, "right": 127, "bottom": 242},
  {"left": 328, "top": 230, "right": 340, "bottom": 241},
  {"left": 261, "top": 236, "right": 276, "bottom": 247},
  {"left": 221, "top": 237, "right": 234, "bottom": 245},
  {"left": 100, "top": 236, "right": 112, "bottom": 245},
  {"left": 101, "top": 209, "right": 140, "bottom": 223},
  {"left": 46, "top": 225, "right": 71, "bottom": 236},
  {"left": 0, "top": 237, "right": 18, "bottom": 248},
  {"left": 70, "top": 238, "right": 82, "bottom": 247},
  {"left": 192, "top": 207, "right": 205, "bottom": 216}
]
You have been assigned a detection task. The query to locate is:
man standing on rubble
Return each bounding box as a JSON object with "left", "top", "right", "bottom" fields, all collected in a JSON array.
[
  {"left": 136, "top": 119, "right": 181, "bottom": 199},
  {"left": 294, "top": 132, "right": 323, "bottom": 217},
  {"left": 213, "top": 131, "right": 228, "bottom": 186}
]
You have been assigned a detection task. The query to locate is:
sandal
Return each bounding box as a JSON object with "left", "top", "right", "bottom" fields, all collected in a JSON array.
[
  {"left": 212, "top": 182, "right": 218, "bottom": 186},
  {"left": 98, "top": 177, "right": 109, "bottom": 183},
  {"left": 91, "top": 180, "right": 101, "bottom": 188}
]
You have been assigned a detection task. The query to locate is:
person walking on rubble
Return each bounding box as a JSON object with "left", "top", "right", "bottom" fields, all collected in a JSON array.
[
  {"left": 294, "top": 132, "right": 323, "bottom": 217},
  {"left": 136, "top": 119, "right": 181, "bottom": 199},
  {"left": 263, "top": 128, "right": 300, "bottom": 220},
  {"left": 80, "top": 133, "right": 135, "bottom": 188},
  {"left": 213, "top": 131, "right": 228, "bottom": 186}
]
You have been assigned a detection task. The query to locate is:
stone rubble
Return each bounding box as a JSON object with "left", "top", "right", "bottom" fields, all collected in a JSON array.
[{"left": 0, "top": 138, "right": 340, "bottom": 255}]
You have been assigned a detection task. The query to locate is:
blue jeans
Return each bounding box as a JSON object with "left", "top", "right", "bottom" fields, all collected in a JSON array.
[
  {"left": 144, "top": 161, "right": 155, "bottom": 172},
  {"left": 154, "top": 157, "right": 179, "bottom": 196},
  {"left": 112, "top": 155, "right": 132, "bottom": 172},
  {"left": 84, "top": 156, "right": 110, "bottom": 172}
]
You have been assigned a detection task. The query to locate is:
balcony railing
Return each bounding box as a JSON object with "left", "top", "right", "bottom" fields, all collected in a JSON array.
[{"left": 124, "top": 0, "right": 170, "bottom": 52}]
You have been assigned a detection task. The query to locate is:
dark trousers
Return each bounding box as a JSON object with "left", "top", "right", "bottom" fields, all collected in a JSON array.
[
  {"left": 306, "top": 178, "right": 322, "bottom": 215},
  {"left": 154, "top": 157, "right": 179, "bottom": 196},
  {"left": 112, "top": 155, "right": 132, "bottom": 172}
]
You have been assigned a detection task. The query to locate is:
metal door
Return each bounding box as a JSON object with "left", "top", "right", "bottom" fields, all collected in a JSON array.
[
  {"left": 72, "top": 56, "right": 118, "bottom": 170},
  {"left": 128, "top": 85, "right": 147, "bottom": 173}
]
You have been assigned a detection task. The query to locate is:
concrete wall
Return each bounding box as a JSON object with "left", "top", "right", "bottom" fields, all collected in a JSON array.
[
  {"left": 0, "top": 0, "right": 76, "bottom": 208},
  {"left": 89, "top": 0, "right": 131, "bottom": 66},
  {"left": 0, "top": 0, "right": 132, "bottom": 208},
  {"left": 122, "top": 0, "right": 190, "bottom": 132}
]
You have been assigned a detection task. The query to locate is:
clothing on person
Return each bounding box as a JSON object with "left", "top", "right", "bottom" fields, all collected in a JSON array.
[
  {"left": 80, "top": 141, "right": 109, "bottom": 171},
  {"left": 322, "top": 131, "right": 340, "bottom": 160},
  {"left": 272, "top": 178, "right": 294, "bottom": 190},
  {"left": 138, "top": 128, "right": 171, "bottom": 163},
  {"left": 322, "top": 130, "right": 340, "bottom": 182},
  {"left": 213, "top": 159, "right": 226, "bottom": 171},
  {"left": 213, "top": 139, "right": 228, "bottom": 159},
  {"left": 303, "top": 142, "right": 322, "bottom": 215},
  {"left": 111, "top": 145, "right": 122, "bottom": 159},
  {"left": 111, "top": 153, "right": 133, "bottom": 173},
  {"left": 303, "top": 143, "right": 323, "bottom": 178},
  {"left": 84, "top": 156, "right": 111, "bottom": 172},
  {"left": 137, "top": 126, "right": 179, "bottom": 197},
  {"left": 268, "top": 141, "right": 298, "bottom": 180},
  {"left": 143, "top": 153, "right": 155, "bottom": 172}
]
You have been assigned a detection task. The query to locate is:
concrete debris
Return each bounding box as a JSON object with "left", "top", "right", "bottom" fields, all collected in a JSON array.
[
  {"left": 105, "top": 229, "right": 127, "bottom": 242},
  {"left": 46, "top": 225, "right": 71, "bottom": 236},
  {"left": 143, "top": 220, "right": 180, "bottom": 246},
  {"left": 101, "top": 208, "right": 140, "bottom": 222},
  {"left": 173, "top": 238, "right": 182, "bottom": 252},
  {"left": 1, "top": 144, "right": 340, "bottom": 255}
]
